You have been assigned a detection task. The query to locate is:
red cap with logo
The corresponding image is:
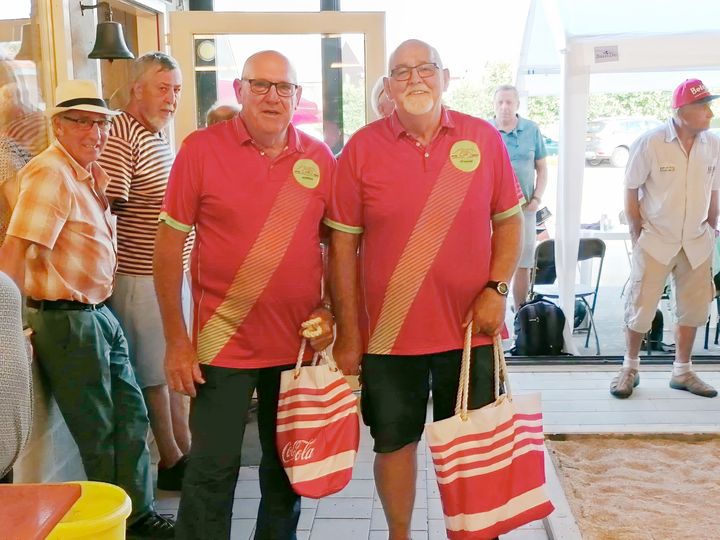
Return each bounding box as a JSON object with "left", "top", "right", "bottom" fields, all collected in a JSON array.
[{"left": 672, "top": 78, "right": 720, "bottom": 109}]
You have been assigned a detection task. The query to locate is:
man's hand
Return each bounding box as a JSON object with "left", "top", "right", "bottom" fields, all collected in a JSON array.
[
  {"left": 463, "top": 288, "right": 506, "bottom": 336},
  {"left": 165, "top": 337, "right": 205, "bottom": 397},
  {"left": 523, "top": 197, "right": 540, "bottom": 213},
  {"left": 300, "top": 306, "right": 335, "bottom": 352},
  {"left": 332, "top": 331, "right": 363, "bottom": 375}
]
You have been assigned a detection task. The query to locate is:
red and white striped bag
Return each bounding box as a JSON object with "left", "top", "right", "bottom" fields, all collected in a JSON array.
[
  {"left": 276, "top": 341, "right": 359, "bottom": 498},
  {"left": 425, "top": 330, "right": 554, "bottom": 539}
]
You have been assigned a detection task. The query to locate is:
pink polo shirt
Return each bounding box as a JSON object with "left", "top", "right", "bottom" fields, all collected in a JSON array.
[
  {"left": 326, "top": 108, "right": 522, "bottom": 355},
  {"left": 161, "top": 118, "right": 335, "bottom": 368}
]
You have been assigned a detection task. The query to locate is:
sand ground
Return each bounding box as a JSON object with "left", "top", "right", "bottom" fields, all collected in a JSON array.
[{"left": 546, "top": 434, "right": 720, "bottom": 540}]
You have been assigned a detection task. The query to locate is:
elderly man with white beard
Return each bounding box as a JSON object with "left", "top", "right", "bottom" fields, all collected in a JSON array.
[{"left": 326, "top": 39, "right": 524, "bottom": 540}]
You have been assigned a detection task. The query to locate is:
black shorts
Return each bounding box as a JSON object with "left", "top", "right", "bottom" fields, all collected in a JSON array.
[{"left": 360, "top": 346, "right": 496, "bottom": 453}]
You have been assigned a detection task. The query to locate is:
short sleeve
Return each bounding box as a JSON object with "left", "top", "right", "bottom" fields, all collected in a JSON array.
[
  {"left": 324, "top": 138, "right": 364, "bottom": 234},
  {"left": 98, "top": 134, "right": 133, "bottom": 202},
  {"left": 534, "top": 125, "right": 548, "bottom": 161},
  {"left": 7, "top": 164, "right": 70, "bottom": 249},
  {"left": 490, "top": 130, "right": 524, "bottom": 221},
  {"left": 711, "top": 140, "right": 720, "bottom": 191},
  {"left": 160, "top": 138, "right": 201, "bottom": 232},
  {"left": 624, "top": 135, "right": 651, "bottom": 189}
]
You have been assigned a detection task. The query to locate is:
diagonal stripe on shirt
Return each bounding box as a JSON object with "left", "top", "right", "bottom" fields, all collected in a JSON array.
[
  {"left": 197, "top": 178, "right": 309, "bottom": 364},
  {"left": 367, "top": 161, "right": 473, "bottom": 354}
]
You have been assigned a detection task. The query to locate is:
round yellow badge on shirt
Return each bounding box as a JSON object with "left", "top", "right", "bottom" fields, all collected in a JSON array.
[
  {"left": 293, "top": 159, "right": 321, "bottom": 189},
  {"left": 449, "top": 140, "right": 481, "bottom": 172}
]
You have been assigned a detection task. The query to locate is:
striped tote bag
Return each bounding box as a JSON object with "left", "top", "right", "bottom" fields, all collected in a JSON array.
[
  {"left": 425, "top": 331, "right": 554, "bottom": 539},
  {"left": 276, "top": 341, "right": 359, "bottom": 498}
]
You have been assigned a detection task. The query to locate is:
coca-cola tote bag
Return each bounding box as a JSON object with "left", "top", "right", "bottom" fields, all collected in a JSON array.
[
  {"left": 425, "top": 331, "right": 554, "bottom": 539},
  {"left": 276, "top": 342, "right": 360, "bottom": 498}
]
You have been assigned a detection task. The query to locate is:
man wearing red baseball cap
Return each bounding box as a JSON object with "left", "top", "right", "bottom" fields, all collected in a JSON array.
[{"left": 611, "top": 78, "right": 720, "bottom": 399}]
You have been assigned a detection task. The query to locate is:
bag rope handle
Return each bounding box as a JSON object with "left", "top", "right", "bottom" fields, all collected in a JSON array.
[
  {"left": 454, "top": 327, "right": 512, "bottom": 421},
  {"left": 294, "top": 338, "right": 338, "bottom": 379}
]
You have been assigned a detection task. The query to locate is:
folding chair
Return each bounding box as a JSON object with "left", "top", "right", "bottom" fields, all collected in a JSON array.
[
  {"left": 529, "top": 238, "right": 606, "bottom": 354},
  {"left": 703, "top": 271, "right": 720, "bottom": 349}
]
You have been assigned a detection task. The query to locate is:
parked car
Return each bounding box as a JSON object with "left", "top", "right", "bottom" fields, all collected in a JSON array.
[
  {"left": 585, "top": 117, "right": 662, "bottom": 168},
  {"left": 544, "top": 136, "right": 559, "bottom": 156}
]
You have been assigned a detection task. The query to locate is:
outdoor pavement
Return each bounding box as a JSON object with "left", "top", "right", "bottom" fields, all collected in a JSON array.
[{"left": 154, "top": 367, "right": 720, "bottom": 539}]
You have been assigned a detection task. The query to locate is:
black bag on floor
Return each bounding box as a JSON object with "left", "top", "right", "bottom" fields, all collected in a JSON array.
[
  {"left": 641, "top": 309, "right": 666, "bottom": 352},
  {"left": 512, "top": 297, "right": 565, "bottom": 356}
]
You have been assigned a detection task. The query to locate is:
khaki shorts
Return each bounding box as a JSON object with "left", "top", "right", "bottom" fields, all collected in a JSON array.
[{"left": 624, "top": 247, "right": 714, "bottom": 333}]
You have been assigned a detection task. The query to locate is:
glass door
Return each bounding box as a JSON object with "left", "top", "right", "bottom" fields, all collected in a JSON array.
[{"left": 168, "top": 11, "right": 385, "bottom": 153}]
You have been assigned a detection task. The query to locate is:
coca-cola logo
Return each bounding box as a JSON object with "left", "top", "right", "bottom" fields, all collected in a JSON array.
[{"left": 281, "top": 439, "right": 316, "bottom": 464}]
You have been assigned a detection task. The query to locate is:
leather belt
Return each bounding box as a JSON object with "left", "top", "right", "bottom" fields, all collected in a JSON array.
[{"left": 26, "top": 298, "right": 106, "bottom": 311}]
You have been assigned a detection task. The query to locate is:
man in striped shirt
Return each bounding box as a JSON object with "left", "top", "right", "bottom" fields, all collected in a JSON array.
[
  {"left": 98, "top": 52, "right": 191, "bottom": 491},
  {"left": 0, "top": 79, "right": 173, "bottom": 539}
]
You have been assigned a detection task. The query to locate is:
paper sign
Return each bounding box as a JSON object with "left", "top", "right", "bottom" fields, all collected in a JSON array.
[{"left": 594, "top": 46, "right": 619, "bottom": 63}]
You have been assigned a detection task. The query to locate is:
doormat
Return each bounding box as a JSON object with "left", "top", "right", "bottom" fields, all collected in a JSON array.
[{"left": 546, "top": 434, "right": 720, "bottom": 540}]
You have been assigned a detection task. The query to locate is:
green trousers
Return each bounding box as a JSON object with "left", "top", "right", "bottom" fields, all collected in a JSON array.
[{"left": 28, "top": 305, "right": 154, "bottom": 521}]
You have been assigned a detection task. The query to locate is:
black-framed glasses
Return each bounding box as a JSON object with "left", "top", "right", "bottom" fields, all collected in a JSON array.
[
  {"left": 243, "top": 79, "right": 299, "bottom": 97},
  {"left": 389, "top": 62, "right": 439, "bottom": 82},
  {"left": 62, "top": 116, "right": 113, "bottom": 132}
]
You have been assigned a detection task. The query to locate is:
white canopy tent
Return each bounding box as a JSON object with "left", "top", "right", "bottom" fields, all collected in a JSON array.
[{"left": 516, "top": 0, "right": 720, "bottom": 353}]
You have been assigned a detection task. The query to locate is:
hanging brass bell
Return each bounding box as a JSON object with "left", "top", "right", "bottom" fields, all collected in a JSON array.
[
  {"left": 15, "top": 23, "right": 37, "bottom": 61},
  {"left": 88, "top": 20, "right": 134, "bottom": 61}
]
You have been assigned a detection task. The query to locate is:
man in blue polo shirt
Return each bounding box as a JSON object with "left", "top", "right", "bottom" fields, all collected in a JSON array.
[{"left": 492, "top": 85, "right": 548, "bottom": 310}]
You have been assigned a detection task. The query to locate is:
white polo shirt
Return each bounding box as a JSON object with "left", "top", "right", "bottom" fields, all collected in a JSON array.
[{"left": 625, "top": 118, "right": 720, "bottom": 268}]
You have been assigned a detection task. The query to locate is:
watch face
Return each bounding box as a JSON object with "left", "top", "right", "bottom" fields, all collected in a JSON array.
[{"left": 497, "top": 282, "right": 509, "bottom": 295}]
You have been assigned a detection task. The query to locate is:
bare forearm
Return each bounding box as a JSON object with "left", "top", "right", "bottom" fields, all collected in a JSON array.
[
  {"left": 708, "top": 191, "right": 719, "bottom": 230},
  {"left": 329, "top": 230, "right": 361, "bottom": 336},
  {"left": 533, "top": 158, "right": 548, "bottom": 200},
  {"left": 153, "top": 224, "right": 190, "bottom": 345},
  {"left": 489, "top": 212, "right": 523, "bottom": 281},
  {"left": 625, "top": 188, "right": 642, "bottom": 241}
]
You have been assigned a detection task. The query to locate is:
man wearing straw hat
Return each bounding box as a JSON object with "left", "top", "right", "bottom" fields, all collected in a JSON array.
[
  {"left": 327, "top": 39, "right": 523, "bottom": 540},
  {"left": 0, "top": 79, "right": 174, "bottom": 539}
]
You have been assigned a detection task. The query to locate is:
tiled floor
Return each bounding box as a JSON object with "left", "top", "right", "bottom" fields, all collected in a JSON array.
[
  {"left": 157, "top": 431, "right": 549, "bottom": 540},
  {"left": 156, "top": 366, "right": 720, "bottom": 539},
  {"left": 156, "top": 401, "right": 549, "bottom": 540}
]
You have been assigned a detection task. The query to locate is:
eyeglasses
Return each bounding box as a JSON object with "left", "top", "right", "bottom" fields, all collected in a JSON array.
[
  {"left": 389, "top": 63, "right": 439, "bottom": 82},
  {"left": 62, "top": 116, "right": 113, "bottom": 132},
  {"left": 243, "top": 79, "right": 299, "bottom": 98}
]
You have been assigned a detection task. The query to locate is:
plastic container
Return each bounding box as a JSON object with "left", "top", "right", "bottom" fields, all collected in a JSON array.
[{"left": 47, "top": 481, "right": 132, "bottom": 540}]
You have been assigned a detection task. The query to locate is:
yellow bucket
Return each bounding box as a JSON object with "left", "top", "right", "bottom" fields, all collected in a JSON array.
[{"left": 47, "top": 481, "right": 132, "bottom": 540}]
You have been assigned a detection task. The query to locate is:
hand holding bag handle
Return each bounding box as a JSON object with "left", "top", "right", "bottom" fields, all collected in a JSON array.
[
  {"left": 277, "top": 337, "right": 359, "bottom": 498},
  {"left": 428, "top": 328, "right": 554, "bottom": 539},
  {"left": 455, "top": 327, "right": 512, "bottom": 420}
]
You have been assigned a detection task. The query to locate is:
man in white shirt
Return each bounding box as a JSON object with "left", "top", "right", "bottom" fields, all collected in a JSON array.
[{"left": 611, "top": 78, "right": 719, "bottom": 399}]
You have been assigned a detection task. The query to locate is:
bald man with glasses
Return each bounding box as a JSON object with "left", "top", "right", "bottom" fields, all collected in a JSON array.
[{"left": 155, "top": 50, "right": 335, "bottom": 539}]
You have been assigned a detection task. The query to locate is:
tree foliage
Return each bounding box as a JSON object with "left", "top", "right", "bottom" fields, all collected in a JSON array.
[{"left": 444, "top": 62, "right": 513, "bottom": 119}]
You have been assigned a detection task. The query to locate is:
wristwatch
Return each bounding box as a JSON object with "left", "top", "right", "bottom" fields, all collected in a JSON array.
[{"left": 485, "top": 280, "right": 509, "bottom": 296}]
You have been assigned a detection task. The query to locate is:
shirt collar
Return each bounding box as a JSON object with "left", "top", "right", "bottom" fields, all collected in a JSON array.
[
  {"left": 389, "top": 106, "right": 455, "bottom": 139},
  {"left": 493, "top": 114, "right": 524, "bottom": 134},
  {"left": 232, "top": 116, "right": 304, "bottom": 153},
  {"left": 666, "top": 117, "right": 708, "bottom": 144},
  {"left": 52, "top": 139, "right": 94, "bottom": 182}
]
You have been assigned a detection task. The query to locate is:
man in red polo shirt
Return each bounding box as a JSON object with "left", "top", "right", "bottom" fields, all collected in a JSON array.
[
  {"left": 154, "top": 51, "right": 335, "bottom": 539},
  {"left": 327, "top": 39, "right": 523, "bottom": 540}
]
